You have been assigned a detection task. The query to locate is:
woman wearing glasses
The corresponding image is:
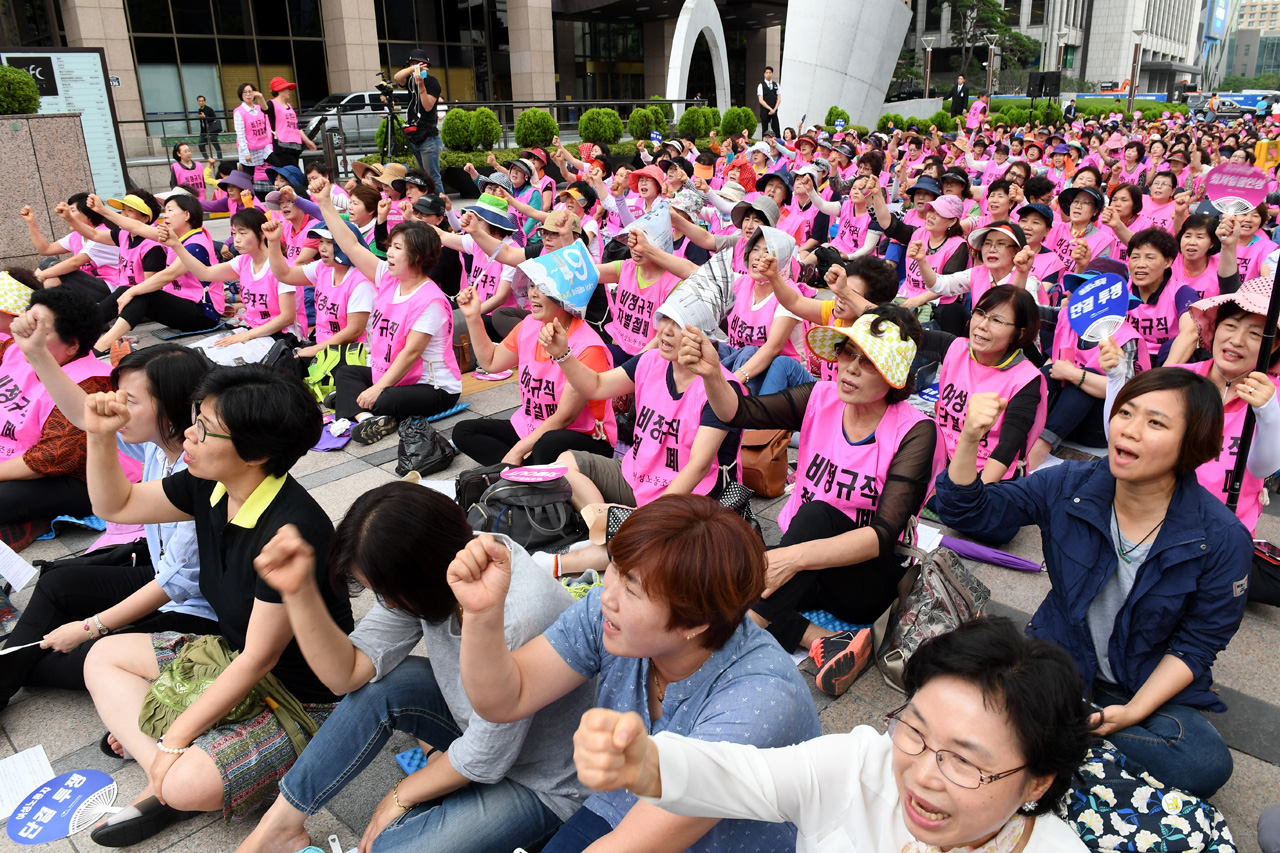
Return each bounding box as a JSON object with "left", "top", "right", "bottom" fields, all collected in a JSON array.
[
  {"left": 571, "top": 617, "right": 1092, "bottom": 853},
  {"left": 76, "top": 365, "right": 354, "bottom": 846}
]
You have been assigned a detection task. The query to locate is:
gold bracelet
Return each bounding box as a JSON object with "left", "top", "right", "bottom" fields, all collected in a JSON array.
[{"left": 391, "top": 780, "right": 413, "bottom": 812}]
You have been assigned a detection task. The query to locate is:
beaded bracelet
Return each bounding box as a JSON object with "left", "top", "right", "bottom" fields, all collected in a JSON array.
[
  {"left": 156, "top": 739, "right": 190, "bottom": 755},
  {"left": 551, "top": 350, "right": 572, "bottom": 364}
]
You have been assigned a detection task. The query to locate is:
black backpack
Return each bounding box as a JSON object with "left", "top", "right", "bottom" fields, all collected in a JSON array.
[{"left": 464, "top": 475, "right": 586, "bottom": 553}]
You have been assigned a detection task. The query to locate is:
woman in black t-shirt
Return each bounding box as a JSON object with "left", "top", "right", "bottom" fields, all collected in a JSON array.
[{"left": 78, "top": 364, "right": 353, "bottom": 845}]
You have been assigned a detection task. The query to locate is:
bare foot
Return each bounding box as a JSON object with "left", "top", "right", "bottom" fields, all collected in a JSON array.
[
  {"left": 234, "top": 800, "right": 311, "bottom": 853},
  {"left": 106, "top": 733, "right": 124, "bottom": 757}
]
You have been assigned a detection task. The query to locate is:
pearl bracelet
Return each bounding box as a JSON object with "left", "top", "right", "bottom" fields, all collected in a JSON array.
[
  {"left": 551, "top": 350, "right": 572, "bottom": 364},
  {"left": 156, "top": 739, "right": 190, "bottom": 755}
]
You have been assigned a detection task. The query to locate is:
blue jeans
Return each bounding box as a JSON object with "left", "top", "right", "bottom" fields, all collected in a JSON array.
[
  {"left": 277, "top": 657, "right": 562, "bottom": 853},
  {"left": 1093, "top": 682, "right": 1233, "bottom": 800},
  {"left": 411, "top": 134, "right": 443, "bottom": 194},
  {"left": 541, "top": 807, "right": 613, "bottom": 853},
  {"left": 720, "top": 345, "right": 814, "bottom": 396}
]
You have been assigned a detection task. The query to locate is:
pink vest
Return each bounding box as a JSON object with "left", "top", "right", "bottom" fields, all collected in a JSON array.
[
  {"left": 779, "top": 203, "right": 819, "bottom": 245},
  {"left": 283, "top": 218, "right": 319, "bottom": 265},
  {"left": 232, "top": 254, "right": 282, "bottom": 329},
  {"left": 1052, "top": 308, "right": 1151, "bottom": 373},
  {"left": 468, "top": 238, "right": 517, "bottom": 309},
  {"left": 273, "top": 101, "right": 302, "bottom": 145},
  {"left": 118, "top": 233, "right": 162, "bottom": 286},
  {"left": 368, "top": 277, "right": 458, "bottom": 386},
  {"left": 1178, "top": 359, "right": 1276, "bottom": 532},
  {"left": 1046, "top": 222, "right": 1112, "bottom": 272},
  {"left": 983, "top": 159, "right": 1012, "bottom": 184},
  {"left": 831, "top": 206, "right": 870, "bottom": 255},
  {"left": 901, "top": 232, "right": 965, "bottom": 302},
  {"left": 1106, "top": 214, "right": 1151, "bottom": 262},
  {"left": 1143, "top": 199, "right": 1177, "bottom": 233},
  {"left": 777, "top": 384, "right": 939, "bottom": 531},
  {"left": 605, "top": 261, "right": 680, "bottom": 356},
  {"left": 966, "top": 101, "right": 987, "bottom": 130},
  {"left": 605, "top": 194, "right": 643, "bottom": 239},
  {"left": 171, "top": 162, "right": 205, "bottom": 196},
  {"left": 1237, "top": 234, "right": 1278, "bottom": 281},
  {"left": 622, "top": 351, "right": 741, "bottom": 505},
  {"left": 311, "top": 264, "right": 371, "bottom": 346},
  {"left": 385, "top": 196, "right": 406, "bottom": 230},
  {"left": 0, "top": 347, "right": 111, "bottom": 461},
  {"left": 1127, "top": 280, "right": 1184, "bottom": 352},
  {"left": 1170, "top": 256, "right": 1220, "bottom": 300},
  {"left": 510, "top": 316, "right": 616, "bottom": 442},
  {"left": 64, "top": 231, "right": 115, "bottom": 284},
  {"left": 164, "top": 229, "right": 222, "bottom": 313},
  {"left": 725, "top": 275, "right": 800, "bottom": 359},
  {"left": 1117, "top": 163, "right": 1145, "bottom": 184},
  {"left": 236, "top": 104, "right": 271, "bottom": 151},
  {"left": 936, "top": 338, "right": 1046, "bottom": 478}
]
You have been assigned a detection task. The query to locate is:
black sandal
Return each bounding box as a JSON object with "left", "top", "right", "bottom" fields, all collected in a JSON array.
[
  {"left": 89, "top": 796, "right": 202, "bottom": 847},
  {"left": 98, "top": 732, "right": 127, "bottom": 760}
]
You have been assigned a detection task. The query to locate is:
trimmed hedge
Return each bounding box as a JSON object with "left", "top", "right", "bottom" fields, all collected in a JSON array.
[
  {"left": 579, "top": 107, "right": 625, "bottom": 144},
  {"left": 0, "top": 66, "right": 39, "bottom": 115},
  {"left": 720, "top": 105, "right": 756, "bottom": 138},
  {"left": 678, "top": 105, "right": 715, "bottom": 138},
  {"left": 824, "top": 106, "right": 851, "bottom": 127},
  {"left": 514, "top": 107, "right": 558, "bottom": 148},
  {"left": 628, "top": 106, "right": 663, "bottom": 140},
  {"left": 440, "top": 107, "right": 474, "bottom": 151},
  {"left": 471, "top": 107, "right": 502, "bottom": 150},
  {"left": 648, "top": 95, "right": 673, "bottom": 121}
]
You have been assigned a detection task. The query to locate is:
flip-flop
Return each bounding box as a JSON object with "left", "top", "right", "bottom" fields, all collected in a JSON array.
[
  {"left": 89, "top": 796, "right": 202, "bottom": 847},
  {"left": 98, "top": 732, "right": 129, "bottom": 760}
]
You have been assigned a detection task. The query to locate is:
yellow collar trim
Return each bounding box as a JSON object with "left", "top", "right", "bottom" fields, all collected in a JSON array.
[{"left": 210, "top": 474, "right": 286, "bottom": 528}]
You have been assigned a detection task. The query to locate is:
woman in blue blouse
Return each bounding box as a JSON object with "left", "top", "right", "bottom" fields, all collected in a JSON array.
[{"left": 448, "top": 495, "right": 821, "bottom": 853}]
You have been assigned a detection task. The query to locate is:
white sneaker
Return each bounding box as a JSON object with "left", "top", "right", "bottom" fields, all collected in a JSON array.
[{"left": 328, "top": 418, "right": 352, "bottom": 437}]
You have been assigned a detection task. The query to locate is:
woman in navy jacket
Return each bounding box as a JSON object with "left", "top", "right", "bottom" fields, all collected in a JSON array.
[{"left": 934, "top": 367, "right": 1251, "bottom": 799}]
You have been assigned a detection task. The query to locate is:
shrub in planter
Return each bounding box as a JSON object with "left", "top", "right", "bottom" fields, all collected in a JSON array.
[
  {"left": 720, "top": 105, "right": 756, "bottom": 138},
  {"left": 824, "top": 106, "right": 851, "bottom": 127},
  {"left": 877, "top": 113, "right": 904, "bottom": 133},
  {"left": 628, "top": 106, "right": 661, "bottom": 140},
  {"left": 579, "top": 107, "right": 624, "bottom": 144},
  {"left": 441, "top": 107, "right": 474, "bottom": 151},
  {"left": 677, "top": 105, "right": 711, "bottom": 138},
  {"left": 0, "top": 66, "right": 39, "bottom": 115},
  {"left": 648, "top": 95, "right": 673, "bottom": 121},
  {"left": 471, "top": 106, "right": 502, "bottom": 150},
  {"left": 704, "top": 106, "right": 721, "bottom": 131},
  {"left": 514, "top": 107, "right": 558, "bottom": 148},
  {"left": 927, "top": 110, "right": 955, "bottom": 133},
  {"left": 377, "top": 117, "right": 411, "bottom": 156}
]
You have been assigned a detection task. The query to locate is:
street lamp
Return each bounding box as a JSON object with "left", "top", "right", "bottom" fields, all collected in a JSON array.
[
  {"left": 1128, "top": 29, "right": 1145, "bottom": 114},
  {"left": 1056, "top": 30, "right": 1069, "bottom": 72},
  {"left": 984, "top": 33, "right": 999, "bottom": 93},
  {"left": 922, "top": 36, "right": 936, "bottom": 99}
]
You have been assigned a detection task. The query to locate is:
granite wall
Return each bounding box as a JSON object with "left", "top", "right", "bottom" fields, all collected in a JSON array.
[{"left": 0, "top": 113, "right": 98, "bottom": 272}]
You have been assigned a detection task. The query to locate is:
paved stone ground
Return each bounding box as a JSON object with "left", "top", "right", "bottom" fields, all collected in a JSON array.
[{"left": 3, "top": 222, "right": 1280, "bottom": 850}]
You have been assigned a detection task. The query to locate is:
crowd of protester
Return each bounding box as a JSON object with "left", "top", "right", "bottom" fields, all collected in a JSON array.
[{"left": 4, "top": 58, "right": 1280, "bottom": 851}]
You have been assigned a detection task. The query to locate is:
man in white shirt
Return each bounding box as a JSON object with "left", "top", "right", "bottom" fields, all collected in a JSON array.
[{"left": 757, "top": 67, "right": 781, "bottom": 138}]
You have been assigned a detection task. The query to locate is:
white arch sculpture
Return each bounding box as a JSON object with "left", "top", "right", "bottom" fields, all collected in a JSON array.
[{"left": 664, "top": 0, "right": 731, "bottom": 115}]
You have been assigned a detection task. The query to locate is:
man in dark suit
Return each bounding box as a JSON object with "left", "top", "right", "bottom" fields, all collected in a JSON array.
[
  {"left": 1064, "top": 98, "right": 1078, "bottom": 120},
  {"left": 948, "top": 75, "right": 969, "bottom": 117}
]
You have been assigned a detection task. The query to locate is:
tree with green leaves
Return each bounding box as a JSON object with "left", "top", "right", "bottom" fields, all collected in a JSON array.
[{"left": 935, "top": 0, "right": 1040, "bottom": 90}]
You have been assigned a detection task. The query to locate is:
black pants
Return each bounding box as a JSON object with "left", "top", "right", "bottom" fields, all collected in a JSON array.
[
  {"left": 754, "top": 500, "right": 906, "bottom": 652},
  {"left": 933, "top": 299, "right": 970, "bottom": 338},
  {"left": 199, "top": 131, "right": 224, "bottom": 160},
  {"left": 1041, "top": 366, "right": 1106, "bottom": 450},
  {"left": 452, "top": 417, "right": 613, "bottom": 467},
  {"left": 0, "top": 477, "right": 91, "bottom": 525},
  {"left": 333, "top": 364, "right": 460, "bottom": 421},
  {"left": 38, "top": 259, "right": 113, "bottom": 302},
  {"left": 100, "top": 286, "right": 216, "bottom": 332},
  {"left": 759, "top": 108, "right": 780, "bottom": 137},
  {"left": 267, "top": 146, "right": 302, "bottom": 170},
  {"left": 0, "top": 558, "right": 218, "bottom": 710}
]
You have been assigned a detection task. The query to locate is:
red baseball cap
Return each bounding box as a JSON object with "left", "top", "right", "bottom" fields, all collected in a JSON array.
[{"left": 269, "top": 76, "right": 297, "bottom": 93}]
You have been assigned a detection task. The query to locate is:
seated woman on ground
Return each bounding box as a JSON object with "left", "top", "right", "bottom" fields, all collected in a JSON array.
[
  {"left": 87, "top": 193, "right": 223, "bottom": 353},
  {"left": 572, "top": 617, "right": 1093, "bottom": 853},
  {"left": 162, "top": 208, "right": 299, "bottom": 350},
  {"left": 678, "top": 307, "right": 943, "bottom": 696},
  {"left": 432, "top": 194, "right": 521, "bottom": 341},
  {"left": 448, "top": 496, "right": 821, "bottom": 853},
  {"left": 0, "top": 286, "right": 114, "bottom": 548},
  {"left": 313, "top": 180, "right": 462, "bottom": 444},
  {"left": 82, "top": 364, "right": 353, "bottom": 846},
  {"left": 20, "top": 193, "right": 118, "bottom": 297},
  {"left": 0, "top": 339, "right": 214, "bottom": 716},
  {"left": 237, "top": 483, "right": 596, "bottom": 853},
  {"left": 451, "top": 268, "right": 615, "bottom": 467},
  {"left": 935, "top": 368, "right": 1250, "bottom": 799},
  {"left": 905, "top": 221, "right": 1045, "bottom": 313},
  {"left": 548, "top": 288, "right": 745, "bottom": 576}
]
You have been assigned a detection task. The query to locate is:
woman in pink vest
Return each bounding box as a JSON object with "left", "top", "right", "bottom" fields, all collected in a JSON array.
[
  {"left": 265, "top": 218, "right": 374, "bottom": 370},
  {"left": 1026, "top": 271, "right": 1153, "bottom": 471},
  {"left": 1045, "top": 186, "right": 1112, "bottom": 272},
  {"left": 232, "top": 82, "right": 271, "bottom": 183},
  {"left": 681, "top": 306, "right": 942, "bottom": 692},
  {"left": 1169, "top": 214, "right": 1222, "bottom": 301},
  {"left": 1112, "top": 141, "right": 1148, "bottom": 189},
  {"left": 312, "top": 185, "right": 461, "bottom": 444},
  {"left": 434, "top": 194, "right": 520, "bottom": 341},
  {"left": 452, "top": 260, "right": 615, "bottom": 466},
  {"left": 169, "top": 142, "right": 206, "bottom": 198},
  {"left": 1098, "top": 184, "right": 1149, "bottom": 263},
  {"left": 930, "top": 286, "right": 1047, "bottom": 485},
  {"left": 825, "top": 174, "right": 877, "bottom": 260},
  {"left": 165, "top": 208, "right": 299, "bottom": 350},
  {"left": 0, "top": 287, "right": 112, "bottom": 546},
  {"left": 871, "top": 186, "right": 970, "bottom": 335},
  {"left": 264, "top": 76, "right": 316, "bottom": 170},
  {"left": 1230, "top": 202, "right": 1277, "bottom": 281},
  {"left": 1141, "top": 172, "right": 1180, "bottom": 233},
  {"left": 1124, "top": 228, "right": 1199, "bottom": 361},
  {"left": 58, "top": 192, "right": 164, "bottom": 306},
  {"left": 908, "top": 221, "right": 1045, "bottom": 316},
  {"left": 84, "top": 194, "right": 223, "bottom": 354},
  {"left": 550, "top": 288, "right": 745, "bottom": 565},
  {"left": 598, "top": 221, "right": 683, "bottom": 361},
  {"left": 21, "top": 193, "right": 117, "bottom": 298}
]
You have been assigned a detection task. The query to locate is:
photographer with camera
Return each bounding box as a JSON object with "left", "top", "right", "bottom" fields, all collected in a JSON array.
[{"left": 393, "top": 48, "right": 443, "bottom": 195}]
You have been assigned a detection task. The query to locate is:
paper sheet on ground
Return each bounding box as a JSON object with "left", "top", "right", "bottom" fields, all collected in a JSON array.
[
  {"left": 418, "top": 480, "right": 457, "bottom": 500},
  {"left": 189, "top": 332, "right": 275, "bottom": 366},
  {"left": 0, "top": 540, "right": 37, "bottom": 593},
  {"left": 0, "top": 746, "right": 54, "bottom": 821}
]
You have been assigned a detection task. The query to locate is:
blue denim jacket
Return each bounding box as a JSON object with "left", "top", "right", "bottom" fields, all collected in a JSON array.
[{"left": 935, "top": 459, "right": 1252, "bottom": 711}]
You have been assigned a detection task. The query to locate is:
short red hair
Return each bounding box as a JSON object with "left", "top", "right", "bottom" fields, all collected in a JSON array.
[{"left": 608, "top": 495, "right": 765, "bottom": 650}]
